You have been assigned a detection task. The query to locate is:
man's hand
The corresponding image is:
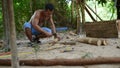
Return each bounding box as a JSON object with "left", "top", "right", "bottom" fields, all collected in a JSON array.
[
  {"left": 56, "top": 36, "right": 61, "bottom": 41},
  {"left": 53, "top": 33, "right": 60, "bottom": 41},
  {"left": 46, "top": 33, "right": 52, "bottom": 37}
]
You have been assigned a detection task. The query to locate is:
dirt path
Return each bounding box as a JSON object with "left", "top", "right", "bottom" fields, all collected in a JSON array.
[{"left": 0, "top": 32, "right": 120, "bottom": 68}]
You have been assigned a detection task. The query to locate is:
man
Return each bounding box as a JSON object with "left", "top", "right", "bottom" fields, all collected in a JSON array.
[{"left": 23, "top": 3, "right": 59, "bottom": 44}]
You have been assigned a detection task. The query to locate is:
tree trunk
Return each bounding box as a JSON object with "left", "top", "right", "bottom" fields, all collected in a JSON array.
[
  {"left": 7, "top": 0, "right": 19, "bottom": 68},
  {"left": 72, "top": 0, "right": 77, "bottom": 28},
  {"left": 76, "top": 0, "right": 81, "bottom": 34},
  {"left": 71, "top": 0, "right": 75, "bottom": 25},
  {"left": 31, "top": 0, "right": 36, "bottom": 12},
  {"left": 30, "top": 0, "right": 33, "bottom": 15},
  {"left": 1, "top": 0, "right": 10, "bottom": 51},
  {"left": 117, "top": 6, "right": 120, "bottom": 19},
  {"left": 116, "top": 0, "right": 120, "bottom": 19},
  {"left": 81, "top": 0, "right": 85, "bottom": 24},
  {"left": 80, "top": 0, "right": 85, "bottom": 34}
]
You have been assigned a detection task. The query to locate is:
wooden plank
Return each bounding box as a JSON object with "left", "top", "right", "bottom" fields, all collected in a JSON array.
[
  {"left": 84, "top": 20, "right": 118, "bottom": 38},
  {"left": 85, "top": 22, "right": 117, "bottom": 30}
]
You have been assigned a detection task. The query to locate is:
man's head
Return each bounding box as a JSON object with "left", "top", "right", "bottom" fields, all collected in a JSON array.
[
  {"left": 45, "top": 3, "right": 54, "bottom": 17},
  {"left": 45, "top": 3, "right": 54, "bottom": 11}
]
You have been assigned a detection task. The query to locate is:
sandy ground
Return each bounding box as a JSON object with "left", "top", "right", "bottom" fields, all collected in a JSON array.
[{"left": 0, "top": 31, "right": 120, "bottom": 68}]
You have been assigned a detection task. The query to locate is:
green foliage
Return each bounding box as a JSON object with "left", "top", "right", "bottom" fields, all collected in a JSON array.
[
  {"left": 13, "top": 0, "right": 54, "bottom": 32},
  {"left": 87, "top": 0, "right": 111, "bottom": 6},
  {"left": 54, "top": 0, "right": 71, "bottom": 27},
  {"left": 13, "top": 0, "right": 31, "bottom": 32},
  {"left": 97, "top": 0, "right": 107, "bottom": 6},
  {"left": 0, "top": 0, "right": 117, "bottom": 38},
  {"left": 86, "top": 0, "right": 116, "bottom": 21},
  {"left": 106, "top": 1, "right": 116, "bottom": 20},
  {"left": 32, "top": 44, "right": 40, "bottom": 59},
  {"left": 0, "top": 0, "right": 3, "bottom": 38}
]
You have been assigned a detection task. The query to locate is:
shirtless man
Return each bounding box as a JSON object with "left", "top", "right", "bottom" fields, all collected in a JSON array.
[{"left": 23, "top": 3, "right": 59, "bottom": 43}]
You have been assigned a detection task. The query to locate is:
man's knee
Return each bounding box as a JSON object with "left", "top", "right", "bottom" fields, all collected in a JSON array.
[
  {"left": 25, "top": 28, "right": 31, "bottom": 34},
  {"left": 25, "top": 28, "right": 31, "bottom": 31}
]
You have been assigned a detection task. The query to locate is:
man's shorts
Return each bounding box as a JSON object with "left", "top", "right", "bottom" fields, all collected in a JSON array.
[{"left": 23, "top": 22, "right": 52, "bottom": 35}]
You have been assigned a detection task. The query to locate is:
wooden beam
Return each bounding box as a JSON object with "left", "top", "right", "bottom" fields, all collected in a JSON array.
[{"left": 0, "top": 57, "right": 120, "bottom": 66}]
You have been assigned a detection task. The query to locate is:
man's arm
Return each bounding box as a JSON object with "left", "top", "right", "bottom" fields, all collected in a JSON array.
[
  {"left": 49, "top": 15, "right": 56, "bottom": 34},
  {"left": 49, "top": 15, "right": 59, "bottom": 38},
  {"left": 32, "top": 11, "right": 52, "bottom": 37}
]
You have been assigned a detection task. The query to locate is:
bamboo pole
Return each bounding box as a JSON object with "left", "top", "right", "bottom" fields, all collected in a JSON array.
[
  {"left": 0, "top": 57, "right": 120, "bottom": 66},
  {"left": 86, "top": 4, "right": 103, "bottom": 21},
  {"left": 85, "top": 6, "right": 96, "bottom": 22}
]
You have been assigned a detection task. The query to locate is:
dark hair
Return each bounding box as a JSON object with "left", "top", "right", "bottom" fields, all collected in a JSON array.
[{"left": 45, "top": 3, "right": 54, "bottom": 11}]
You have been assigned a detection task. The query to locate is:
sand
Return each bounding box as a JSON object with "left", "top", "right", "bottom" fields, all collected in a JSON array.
[{"left": 0, "top": 32, "right": 120, "bottom": 68}]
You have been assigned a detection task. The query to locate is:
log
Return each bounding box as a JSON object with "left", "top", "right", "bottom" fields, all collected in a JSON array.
[
  {"left": 88, "top": 38, "right": 102, "bottom": 46},
  {"left": 60, "top": 47, "right": 74, "bottom": 53},
  {"left": 0, "top": 57, "right": 120, "bottom": 66},
  {"left": 69, "top": 31, "right": 77, "bottom": 36},
  {"left": 116, "top": 20, "right": 120, "bottom": 32},
  {"left": 45, "top": 41, "right": 76, "bottom": 51},
  {"left": 59, "top": 41, "right": 76, "bottom": 45},
  {"left": 101, "top": 39, "right": 108, "bottom": 46},
  {"left": 116, "top": 20, "right": 120, "bottom": 38},
  {"left": 77, "top": 38, "right": 103, "bottom": 46},
  {"left": 49, "top": 38, "right": 107, "bottom": 46},
  {"left": 49, "top": 38, "right": 59, "bottom": 46},
  {"left": 77, "top": 38, "right": 107, "bottom": 46},
  {"left": 77, "top": 38, "right": 89, "bottom": 43},
  {"left": 49, "top": 40, "right": 76, "bottom": 46},
  {"left": 45, "top": 44, "right": 65, "bottom": 51},
  {"left": 0, "top": 52, "right": 11, "bottom": 56}
]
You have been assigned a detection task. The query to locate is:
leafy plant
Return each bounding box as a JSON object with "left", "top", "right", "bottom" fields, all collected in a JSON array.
[{"left": 32, "top": 44, "right": 40, "bottom": 59}]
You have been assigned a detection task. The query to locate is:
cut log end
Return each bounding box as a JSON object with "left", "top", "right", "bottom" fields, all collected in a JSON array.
[
  {"left": 101, "top": 40, "right": 108, "bottom": 46},
  {"left": 97, "top": 40, "right": 102, "bottom": 46},
  {"left": 77, "top": 38, "right": 107, "bottom": 46}
]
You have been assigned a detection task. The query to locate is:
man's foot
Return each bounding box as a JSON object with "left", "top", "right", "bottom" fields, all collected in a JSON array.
[
  {"left": 36, "top": 40, "right": 41, "bottom": 44},
  {"left": 27, "top": 42, "right": 34, "bottom": 47},
  {"left": 32, "top": 36, "right": 41, "bottom": 44},
  {"left": 27, "top": 41, "right": 41, "bottom": 47},
  {"left": 27, "top": 38, "right": 41, "bottom": 47}
]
